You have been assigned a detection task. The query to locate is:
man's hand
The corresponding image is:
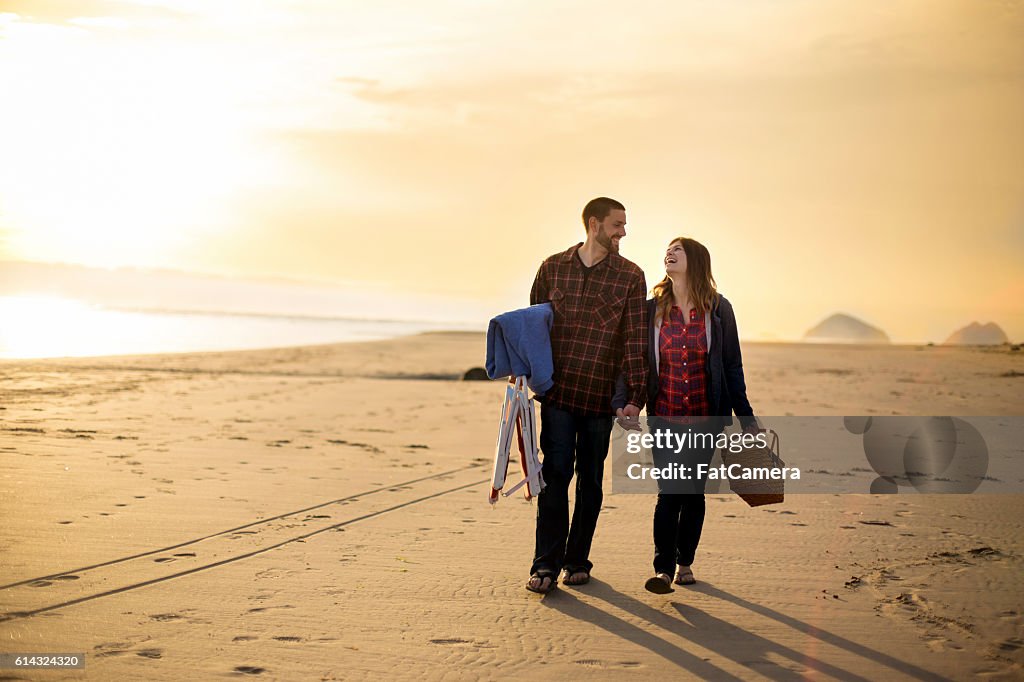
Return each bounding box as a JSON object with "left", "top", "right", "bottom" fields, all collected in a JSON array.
[{"left": 615, "top": 403, "right": 642, "bottom": 431}]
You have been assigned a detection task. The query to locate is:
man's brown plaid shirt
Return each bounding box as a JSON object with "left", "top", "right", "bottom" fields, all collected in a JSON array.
[{"left": 530, "top": 243, "right": 648, "bottom": 416}]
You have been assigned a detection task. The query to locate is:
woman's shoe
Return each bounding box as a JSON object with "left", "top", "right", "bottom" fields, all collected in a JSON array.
[{"left": 644, "top": 573, "right": 674, "bottom": 594}]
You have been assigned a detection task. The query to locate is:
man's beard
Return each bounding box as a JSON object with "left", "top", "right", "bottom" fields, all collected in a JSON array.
[{"left": 596, "top": 225, "right": 619, "bottom": 254}]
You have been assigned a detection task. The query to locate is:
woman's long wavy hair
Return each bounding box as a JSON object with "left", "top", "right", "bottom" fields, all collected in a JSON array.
[{"left": 652, "top": 237, "right": 718, "bottom": 324}]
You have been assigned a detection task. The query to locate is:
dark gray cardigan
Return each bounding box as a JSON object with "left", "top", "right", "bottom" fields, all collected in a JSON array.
[{"left": 612, "top": 294, "right": 757, "bottom": 431}]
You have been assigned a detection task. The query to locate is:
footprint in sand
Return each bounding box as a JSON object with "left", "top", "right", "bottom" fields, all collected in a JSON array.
[
  {"left": 234, "top": 666, "right": 266, "bottom": 675},
  {"left": 998, "top": 637, "right": 1023, "bottom": 652},
  {"left": 968, "top": 546, "right": 1002, "bottom": 558},
  {"left": 150, "top": 613, "right": 183, "bottom": 622},
  {"left": 576, "top": 660, "right": 645, "bottom": 670},
  {"left": 247, "top": 605, "right": 295, "bottom": 613},
  {"left": 93, "top": 641, "right": 137, "bottom": 659}
]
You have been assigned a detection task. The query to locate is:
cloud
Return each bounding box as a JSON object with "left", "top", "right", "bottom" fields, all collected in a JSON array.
[{"left": 0, "top": 0, "right": 188, "bottom": 24}]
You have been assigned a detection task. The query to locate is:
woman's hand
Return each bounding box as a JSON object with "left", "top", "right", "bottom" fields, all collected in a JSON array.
[{"left": 742, "top": 421, "right": 762, "bottom": 436}]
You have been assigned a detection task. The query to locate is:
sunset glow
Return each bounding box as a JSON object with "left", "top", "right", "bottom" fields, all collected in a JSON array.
[{"left": 1, "top": 1, "right": 1021, "bottom": 342}]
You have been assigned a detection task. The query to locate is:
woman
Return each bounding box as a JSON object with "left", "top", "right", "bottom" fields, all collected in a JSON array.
[{"left": 613, "top": 237, "right": 758, "bottom": 594}]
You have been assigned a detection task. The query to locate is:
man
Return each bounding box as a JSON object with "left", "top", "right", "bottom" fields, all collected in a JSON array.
[{"left": 526, "top": 196, "right": 648, "bottom": 594}]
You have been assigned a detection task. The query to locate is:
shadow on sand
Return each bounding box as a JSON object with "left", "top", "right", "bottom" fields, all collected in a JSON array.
[{"left": 542, "top": 578, "right": 947, "bottom": 681}]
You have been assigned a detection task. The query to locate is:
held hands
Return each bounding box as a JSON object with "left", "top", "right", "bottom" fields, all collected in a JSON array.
[{"left": 615, "top": 403, "right": 642, "bottom": 431}]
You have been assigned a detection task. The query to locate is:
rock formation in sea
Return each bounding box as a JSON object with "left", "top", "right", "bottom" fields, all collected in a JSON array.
[
  {"left": 943, "top": 322, "right": 1008, "bottom": 345},
  {"left": 803, "top": 313, "right": 890, "bottom": 344}
]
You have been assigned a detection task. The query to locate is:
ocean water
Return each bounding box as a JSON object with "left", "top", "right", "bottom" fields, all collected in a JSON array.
[{"left": 0, "top": 295, "right": 473, "bottom": 359}]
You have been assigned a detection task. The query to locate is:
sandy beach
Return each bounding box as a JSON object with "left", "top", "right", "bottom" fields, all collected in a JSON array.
[{"left": 1, "top": 334, "right": 1023, "bottom": 680}]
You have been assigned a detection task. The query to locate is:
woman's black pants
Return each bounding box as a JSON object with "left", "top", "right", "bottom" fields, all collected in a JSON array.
[{"left": 649, "top": 417, "right": 718, "bottom": 576}]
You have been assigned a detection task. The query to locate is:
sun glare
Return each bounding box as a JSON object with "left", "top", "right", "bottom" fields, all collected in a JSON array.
[
  {"left": 0, "top": 17, "right": 270, "bottom": 268},
  {"left": 0, "top": 295, "right": 110, "bottom": 358}
]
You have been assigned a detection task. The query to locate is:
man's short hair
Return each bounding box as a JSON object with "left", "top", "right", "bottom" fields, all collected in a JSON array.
[{"left": 582, "top": 197, "right": 625, "bottom": 230}]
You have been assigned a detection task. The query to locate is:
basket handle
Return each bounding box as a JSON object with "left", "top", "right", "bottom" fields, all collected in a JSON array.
[{"left": 763, "top": 428, "right": 783, "bottom": 467}]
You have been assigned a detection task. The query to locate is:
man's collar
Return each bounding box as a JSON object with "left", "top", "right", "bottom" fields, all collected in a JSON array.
[
  {"left": 564, "top": 242, "right": 620, "bottom": 270},
  {"left": 559, "top": 243, "right": 581, "bottom": 262}
]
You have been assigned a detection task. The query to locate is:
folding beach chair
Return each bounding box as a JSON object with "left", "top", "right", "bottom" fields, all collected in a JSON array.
[{"left": 489, "top": 376, "right": 545, "bottom": 504}]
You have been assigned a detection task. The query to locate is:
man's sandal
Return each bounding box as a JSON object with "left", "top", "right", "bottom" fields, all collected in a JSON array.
[
  {"left": 644, "top": 573, "right": 675, "bottom": 594},
  {"left": 675, "top": 566, "right": 696, "bottom": 585},
  {"left": 562, "top": 569, "right": 590, "bottom": 586},
  {"left": 526, "top": 571, "right": 558, "bottom": 594}
]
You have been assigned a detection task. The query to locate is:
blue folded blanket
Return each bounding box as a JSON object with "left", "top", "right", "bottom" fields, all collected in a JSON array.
[{"left": 485, "top": 303, "right": 554, "bottom": 396}]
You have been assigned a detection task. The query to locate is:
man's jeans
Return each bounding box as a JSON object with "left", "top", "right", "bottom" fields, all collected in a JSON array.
[{"left": 531, "top": 402, "right": 614, "bottom": 576}]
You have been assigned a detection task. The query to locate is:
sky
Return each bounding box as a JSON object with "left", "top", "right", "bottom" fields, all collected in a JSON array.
[{"left": 0, "top": 0, "right": 1022, "bottom": 342}]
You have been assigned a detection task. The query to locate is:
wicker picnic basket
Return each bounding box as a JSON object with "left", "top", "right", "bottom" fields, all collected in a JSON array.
[{"left": 721, "top": 429, "right": 785, "bottom": 507}]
